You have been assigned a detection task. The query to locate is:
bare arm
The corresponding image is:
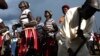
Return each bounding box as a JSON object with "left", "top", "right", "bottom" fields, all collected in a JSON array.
[{"left": 27, "top": 12, "right": 33, "bottom": 22}]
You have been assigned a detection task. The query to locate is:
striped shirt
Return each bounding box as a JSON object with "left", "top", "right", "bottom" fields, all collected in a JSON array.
[
  {"left": 45, "top": 18, "right": 55, "bottom": 31},
  {"left": 20, "top": 9, "right": 31, "bottom": 25}
]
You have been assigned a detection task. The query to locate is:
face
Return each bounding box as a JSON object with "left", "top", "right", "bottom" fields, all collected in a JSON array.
[
  {"left": 45, "top": 12, "right": 51, "bottom": 19},
  {"left": 20, "top": 7, "right": 26, "bottom": 11},
  {"left": 19, "top": 4, "right": 26, "bottom": 11},
  {"left": 36, "top": 17, "right": 41, "bottom": 23},
  {"left": 63, "top": 7, "right": 69, "bottom": 15}
]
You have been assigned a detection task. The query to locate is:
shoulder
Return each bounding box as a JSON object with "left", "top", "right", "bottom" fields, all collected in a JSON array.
[
  {"left": 59, "top": 16, "right": 65, "bottom": 21},
  {"left": 23, "top": 9, "right": 31, "bottom": 14},
  {"left": 25, "top": 9, "right": 31, "bottom": 12},
  {"left": 39, "top": 23, "right": 44, "bottom": 26},
  {"left": 50, "top": 18, "right": 55, "bottom": 23},
  {"left": 60, "top": 16, "right": 64, "bottom": 19},
  {"left": 59, "top": 16, "right": 65, "bottom": 23}
]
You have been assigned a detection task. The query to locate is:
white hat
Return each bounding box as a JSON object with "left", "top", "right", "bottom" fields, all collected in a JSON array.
[
  {"left": 0, "top": 18, "right": 3, "bottom": 23},
  {"left": 45, "top": 10, "right": 53, "bottom": 15}
]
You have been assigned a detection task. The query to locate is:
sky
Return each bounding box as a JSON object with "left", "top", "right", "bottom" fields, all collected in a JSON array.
[{"left": 0, "top": 0, "right": 100, "bottom": 32}]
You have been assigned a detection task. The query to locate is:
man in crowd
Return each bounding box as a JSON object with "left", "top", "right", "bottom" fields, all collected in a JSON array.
[{"left": 59, "top": 5, "right": 70, "bottom": 24}]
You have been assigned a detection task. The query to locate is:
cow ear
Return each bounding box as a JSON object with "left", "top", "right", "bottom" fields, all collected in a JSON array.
[{"left": 0, "top": 0, "right": 8, "bottom": 9}]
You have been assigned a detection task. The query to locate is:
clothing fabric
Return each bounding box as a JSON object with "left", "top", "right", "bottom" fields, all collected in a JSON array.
[
  {"left": 57, "top": 7, "right": 94, "bottom": 56},
  {"left": 24, "top": 27, "right": 39, "bottom": 50},
  {"left": 20, "top": 9, "right": 31, "bottom": 25},
  {"left": 36, "top": 22, "right": 44, "bottom": 32},
  {"left": 45, "top": 18, "right": 55, "bottom": 31},
  {"left": 45, "top": 18, "right": 55, "bottom": 37},
  {"left": 37, "top": 22, "right": 44, "bottom": 27},
  {"left": 36, "top": 22, "right": 44, "bottom": 40}
]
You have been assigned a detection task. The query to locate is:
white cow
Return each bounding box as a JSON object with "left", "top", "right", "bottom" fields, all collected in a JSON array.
[
  {"left": 56, "top": 0, "right": 100, "bottom": 55},
  {"left": 56, "top": 7, "right": 95, "bottom": 56}
]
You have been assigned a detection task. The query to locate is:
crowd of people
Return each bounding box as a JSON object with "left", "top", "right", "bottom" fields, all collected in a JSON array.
[{"left": 0, "top": 0, "right": 100, "bottom": 56}]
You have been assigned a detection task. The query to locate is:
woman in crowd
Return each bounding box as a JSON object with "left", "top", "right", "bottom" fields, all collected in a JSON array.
[
  {"left": 18, "top": 1, "right": 39, "bottom": 56},
  {"left": 43, "top": 10, "right": 59, "bottom": 56}
]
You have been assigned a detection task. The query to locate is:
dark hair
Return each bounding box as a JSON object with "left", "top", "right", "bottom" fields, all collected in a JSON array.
[
  {"left": 44, "top": 10, "right": 52, "bottom": 18},
  {"left": 5, "top": 26, "right": 9, "bottom": 30},
  {"left": 0, "top": 0, "right": 8, "bottom": 9},
  {"left": 36, "top": 16, "right": 41, "bottom": 21},
  {"left": 62, "top": 5, "right": 70, "bottom": 10},
  {"left": 19, "top": 1, "right": 29, "bottom": 9}
]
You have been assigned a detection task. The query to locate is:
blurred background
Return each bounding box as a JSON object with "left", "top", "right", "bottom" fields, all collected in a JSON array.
[{"left": 0, "top": 0, "right": 99, "bottom": 33}]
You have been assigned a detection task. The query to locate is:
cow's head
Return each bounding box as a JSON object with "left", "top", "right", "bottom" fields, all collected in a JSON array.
[
  {"left": 86, "top": 0, "right": 100, "bottom": 11},
  {"left": 79, "top": 0, "right": 100, "bottom": 19}
]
